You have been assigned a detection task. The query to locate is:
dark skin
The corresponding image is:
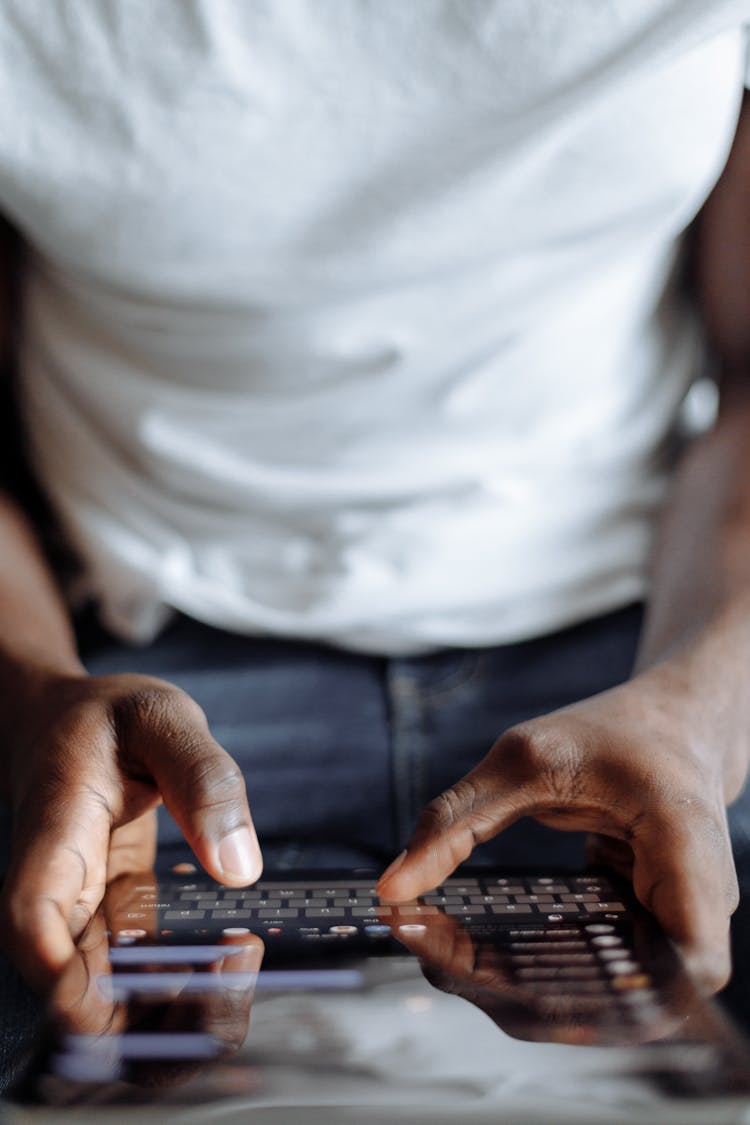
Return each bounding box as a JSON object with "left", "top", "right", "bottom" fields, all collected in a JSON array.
[
  {"left": 380, "top": 99, "right": 750, "bottom": 992},
  {"left": 3, "top": 97, "right": 750, "bottom": 994}
]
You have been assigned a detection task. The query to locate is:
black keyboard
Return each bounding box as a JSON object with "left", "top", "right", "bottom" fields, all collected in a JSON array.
[
  {"left": 108, "top": 870, "right": 662, "bottom": 1034},
  {"left": 113, "top": 871, "right": 629, "bottom": 941}
]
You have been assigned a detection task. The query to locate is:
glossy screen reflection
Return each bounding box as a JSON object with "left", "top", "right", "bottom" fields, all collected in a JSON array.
[{"left": 8, "top": 872, "right": 750, "bottom": 1124}]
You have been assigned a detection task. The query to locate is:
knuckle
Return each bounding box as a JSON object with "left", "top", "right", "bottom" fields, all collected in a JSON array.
[
  {"left": 496, "top": 724, "right": 543, "bottom": 774},
  {"left": 112, "top": 685, "right": 210, "bottom": 774},
  {"left": 500, "top": 724, "right": 584, "bottom": 802},
  {"left": 168, "top": 688, "right": 208, "bottom": 730},
  {"left": 116, "top": 683, "right": 206, "bottom": 737}
]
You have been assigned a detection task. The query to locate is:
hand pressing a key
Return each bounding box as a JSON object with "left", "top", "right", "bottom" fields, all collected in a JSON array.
[
  {"left": 0, "top": 494, "right": 263, "bottom": 993},
  {"left": 379, "top": 371, "right": 750, "bottom": 996},
  {"left": 0, "top": 671, "right": 263, "bottom": 992},
  {"left": 378, "top": 650, "right": 746, "bottom": 993}
]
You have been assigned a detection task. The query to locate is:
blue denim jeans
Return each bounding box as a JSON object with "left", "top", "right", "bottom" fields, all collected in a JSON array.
[{"left": 77, "top": 603, "right": 647, "bottom": 871}]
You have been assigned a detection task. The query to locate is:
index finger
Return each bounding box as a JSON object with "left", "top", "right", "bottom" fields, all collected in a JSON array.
[
  {"left": 378, "top": 770, "right": 526, "bottom": 901},
  {"left": 121, "top": 693, "right": 262, "bottom": 886}
]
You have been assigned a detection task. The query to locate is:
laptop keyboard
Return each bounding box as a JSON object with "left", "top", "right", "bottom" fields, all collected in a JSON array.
[
  {"left": 118, "top": 872, "right": 629, "bottom": 937},
  {"left": 110, "top": 873, "right": 662, "bottom": 1034}
]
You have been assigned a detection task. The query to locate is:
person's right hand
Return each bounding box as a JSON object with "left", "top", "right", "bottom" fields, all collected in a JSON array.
[{"left": 0, "top": 671, "right": 262, "bottom": 991}]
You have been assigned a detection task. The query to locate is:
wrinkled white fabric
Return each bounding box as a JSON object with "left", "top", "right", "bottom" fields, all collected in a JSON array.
[{"left": 1, "top": 1, "right": 749, "bottom": 652}]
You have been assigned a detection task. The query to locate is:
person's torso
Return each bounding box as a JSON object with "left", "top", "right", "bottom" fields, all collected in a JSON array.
[{"left": 1, "top": 0, "right": 748, "bottom": 650}]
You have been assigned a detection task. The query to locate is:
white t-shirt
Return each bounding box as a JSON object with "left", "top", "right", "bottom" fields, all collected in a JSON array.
[{"left": 1, "top": 1, "right": 749, "bottom": 653}]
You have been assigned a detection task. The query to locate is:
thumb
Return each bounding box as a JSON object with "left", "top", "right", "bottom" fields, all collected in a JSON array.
[{"left": 119, "top": 689, "right": 262, "bottom": 885}]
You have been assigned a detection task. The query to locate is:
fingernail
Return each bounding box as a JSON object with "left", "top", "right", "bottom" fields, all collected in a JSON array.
[
  {"left": 218, "top": 827, "right": 262, "bottom": 883},
  {"left": 378, "top": 849, "right": 407, "bottom": 888}
]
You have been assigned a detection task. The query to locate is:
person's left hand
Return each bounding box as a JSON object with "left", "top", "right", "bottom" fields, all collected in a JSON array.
[{"left": 378, "top": 660, "right": 746, "bottom": 992}]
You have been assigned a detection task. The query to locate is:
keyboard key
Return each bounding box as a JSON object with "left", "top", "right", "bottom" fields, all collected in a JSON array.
[
  {"left": 210, "top": 909, "right": 254, "bottom": 919},
  {"left": 423, "top": 895, "right": 467, "bottom": 905},
  {"left": 444, "top": 906, "right": 487, "bottom": 916},
  {"left": 529, "top": 884, "right": 568, "bottom": 894},
  {"left": 603, "top": 960, "right": 640, "bottom": 975},
  {"left": 490, "top": 904, "right": 533, "bottom": 914},
  {"left": 594, "top": 902, "right": 626, "bottom": 912},
  {"left": 516, "top": 894, "right": 555, "bottom": 904},
  {"left": 352, "top": 907, "right": 393, "bottom": 917},
  {"left": 612, "top": 974, "right": 652, "bottom": 991},
  {"left": 468, "top": 895, "right": 509, "bottom": 905},
  {"left": 163, "top": 910, "right": 206, "bottom": 920},
  {"left": 178, "top": 900, "right": 234, "bottom": 911},
  {"left": 394, "top": 905, "right": 440, "bottom": 916},
  {"left": 510, "top": 942, "right": 587, "bottom": 953},
  {"left": 259, "top": 909, "right": 299, "bottom": 918},
  {"left": 537, "top": 903, "right": 579, "bottom": 914}
]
